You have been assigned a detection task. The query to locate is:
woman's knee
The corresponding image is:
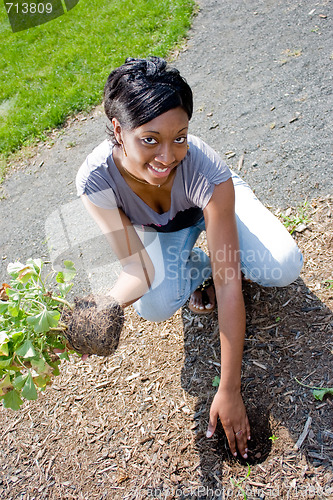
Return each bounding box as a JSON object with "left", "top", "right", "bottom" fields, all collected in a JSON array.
[
  {"left": 270, "top": 245, "right": 303, "bottom": 287},
  {"left": 133, "top": 292, "right": 179, "bottom": 322},
  {"left": 243, "top": 244, "right": 303, "bottom": 287}
]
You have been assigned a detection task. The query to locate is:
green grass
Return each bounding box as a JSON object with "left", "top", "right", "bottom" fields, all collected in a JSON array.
[{"left": 0, "top": 0, "right": 195, "bottom": 178}]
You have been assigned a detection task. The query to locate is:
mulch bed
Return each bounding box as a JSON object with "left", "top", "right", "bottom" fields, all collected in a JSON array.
[{"left": 0, "top": 196, "right": 332, "bottom": 499}]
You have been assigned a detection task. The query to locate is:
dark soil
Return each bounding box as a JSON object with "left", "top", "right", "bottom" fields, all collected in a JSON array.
[{"left": 0, "top": 1, "right": 332, "bottom": 499}]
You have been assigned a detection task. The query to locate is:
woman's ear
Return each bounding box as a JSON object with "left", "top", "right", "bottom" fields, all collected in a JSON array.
[{"left": 112, "top": 117, "right": 123, "bottom": 144}]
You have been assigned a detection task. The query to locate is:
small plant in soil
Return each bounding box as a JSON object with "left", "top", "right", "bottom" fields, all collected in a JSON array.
[
  {"left": 295, "top": 378, "right": 333, "bottom": 401},
  {"left": 322, "top": 279, "right": 333, "bottom": 289},
  {"left": 0, "top": 258, "right": 124, "bottom": 410},
  {"left": 269, "top": 434, "right": 279, "bottom": 443},
  {"left": 281, "top": 200, "right": 310, "bottom": 234},
  {"left": 230, "top": 464, "right": 251, "bottom": 499}
]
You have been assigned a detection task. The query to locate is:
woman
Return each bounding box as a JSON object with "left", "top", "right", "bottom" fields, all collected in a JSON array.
[{"left": 76, "top": 57, "right": 303, "bottom": 459}]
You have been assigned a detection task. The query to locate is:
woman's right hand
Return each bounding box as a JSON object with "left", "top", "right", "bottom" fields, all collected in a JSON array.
[{"left": 206, "top": 387, "right": 250, "bottom": 459}]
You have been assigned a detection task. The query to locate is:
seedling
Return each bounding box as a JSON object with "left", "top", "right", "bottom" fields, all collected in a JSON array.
[
  {"left": 269, "top": 434, "right": 279, "bottom": 443},
  {"left": 281, "top": 200, "right": 310, "bottom": 234},
  {"left": 295, "top": 378, "right": 333, "bottom": 401},
  {"left": 212, "top": 375, "right": 220, "bottom": 387},
  {"left": 230, "top": 464, "right": 251, "bottom": 500},
  {"left": 322, "top": 279, "right": 333, "bottom": 289}
]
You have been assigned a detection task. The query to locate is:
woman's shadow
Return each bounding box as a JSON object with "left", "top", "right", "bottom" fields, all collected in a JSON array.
[{"left": 180, "top": 276, "right": 333, "bottom": 488}]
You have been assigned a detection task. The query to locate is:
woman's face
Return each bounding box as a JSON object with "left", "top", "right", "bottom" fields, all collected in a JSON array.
[{"left": 113, "top": 107, "right": 189, "bottom": 187}]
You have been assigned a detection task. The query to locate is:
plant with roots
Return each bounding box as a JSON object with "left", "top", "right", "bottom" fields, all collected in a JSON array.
[{"left": 0, "top": 258, "right": 124, "bottom": 410}]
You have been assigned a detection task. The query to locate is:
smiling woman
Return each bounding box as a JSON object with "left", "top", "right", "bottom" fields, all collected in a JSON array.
[
  {"left": 75, "top": 56, "right": 304, "bottom": 461},
  {"left": 112, "top": 108, "right": 189, "bottom": 191},
  {"left": 104, "top": 57, "right": 192, "bottom": 191}
]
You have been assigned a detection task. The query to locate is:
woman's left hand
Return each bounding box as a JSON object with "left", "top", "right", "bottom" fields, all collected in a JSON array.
[{"left": 206, "top": 388, "right": 251, "bottom": 459}]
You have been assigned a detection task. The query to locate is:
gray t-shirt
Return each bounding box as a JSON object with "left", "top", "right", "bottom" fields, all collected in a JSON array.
[{"left": 76, "top": 134, "right": 231, "bottom": 232}]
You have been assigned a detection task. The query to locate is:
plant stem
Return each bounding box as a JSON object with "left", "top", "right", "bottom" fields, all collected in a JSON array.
[
  {"left": 295, "top": 377, "right": 322, "bottom": 390},
  {"left": 50, "top": 296, "right": 73, "bottom": 310}
]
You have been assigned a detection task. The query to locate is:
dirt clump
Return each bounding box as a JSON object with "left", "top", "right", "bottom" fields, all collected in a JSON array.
[{"left": 62, "top": 295, "right": 124, "bottom": 356}]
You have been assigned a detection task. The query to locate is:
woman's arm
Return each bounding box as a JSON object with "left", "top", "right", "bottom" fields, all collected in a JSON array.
[
  {"left": 203, "top": 178, "right": 250, "bottom": 459},
  {"left": 81, "top": 195, "right": 155, "bottom": 307}
]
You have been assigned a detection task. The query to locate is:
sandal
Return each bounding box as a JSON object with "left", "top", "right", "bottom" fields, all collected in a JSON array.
[{"left": 188, "top": 277, "right": 216, "bottom": 315}]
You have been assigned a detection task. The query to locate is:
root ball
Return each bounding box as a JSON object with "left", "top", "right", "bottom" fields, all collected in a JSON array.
[{"left": 62, "top": 295, "right": 124, "bottom": 356}]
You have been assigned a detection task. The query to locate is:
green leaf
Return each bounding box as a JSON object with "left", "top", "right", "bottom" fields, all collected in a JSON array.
[
  {"left": 31, "top": 356, "right": 46, "bottom": 373},
  {"left": 10, "top": 331, "right": 25, "bottom": 347},
  {"left": 51, "top": 364, "right": 60, "bottom": 376},
  {"left": 2, "top": 389, "right": 24, "bottom": 410},
  {"left": 12, "top": 373, "right": 28, "bottom": 391},
  {"left": 0, "top": 331, "right": 9, "bottom": 356},
  {"left": 0, "top": 374, "right": 13, "bottom": 395},
  {"left": 212, "top": 375, "right": 220, "bottom": 387},
  {"left": 34, "top": 374, "right": 50, "bottom": 389},
  {"left": 0, "top": 357, "right": 13, "bottom": 369},
  {"left": 57, "top": 261, "right": 76, "bottom": 283},
  {"left": 8, "top": 303, "right": 20, "bottom": 317},
  {"left": 26, "top": 258, "right": 43, "bottom": 274},
  {"left": 0, "top": 343, "right": 8, "bottom": 356},
  {"left": 7, "top": 262, "right": 25, "bottom": 278},
  {"left": 56, "top": 272, "right": 65, "bottom": 284},
  {"left": 31, "top": 357, "right": 53, "bottom": 376},
  {"left": 58, "top": 351, "right": 70, "bottom": 361},
  {"left": 27, "top": 309, "right": 60, "bottom": 333},
  {"left": 6, "top": 288, "right": 20, "bottom": 300},
  {"left": 16, "top": 339, "right": 37, "bottom": 359},
  {"left": 58, "top": 282, "right": 73, "bottom": 296},
  {"left": 17, "top": 266, "right": 37, "bottom": 283},
  {"left": 0, "top": 301, "right": 9, "bottom": 314},
  {"left": 64, "top": 260, "right": 75, "bottom": 270},
  {"left": 21, "top": 373, "right": 38, "bottom": 400},
  {"left": 313, "top": 388, "right": 333, "bottom": 401}
]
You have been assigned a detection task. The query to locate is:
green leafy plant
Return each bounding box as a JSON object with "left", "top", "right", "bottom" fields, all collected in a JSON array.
[
  {"left": 230, "top": 464, "right": 251, "bottom": 500},
  {"left": 269, "top": 434, "right": 279, "bottom": 443},
  {"left": 295, "top": 378, "right": 333, "bottom": 401},
  {"left": 212, "top": 375, "right": 220, "bottom": 387},
  {"left": 312, "top": 388, "right": 333, "bottom": 400},
  {"left": 281, "top": 201, "right": 310, "bottom": 234},
  {"left": 0, "top": 258, "right": 77, "bottom": 410}
]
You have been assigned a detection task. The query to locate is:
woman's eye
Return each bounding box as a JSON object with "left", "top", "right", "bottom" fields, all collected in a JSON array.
[
  {"left": 142, "top": 137, "right": 157, "bottom": 145},
  {"left": 174, "top": 137, "right": 186, "bottom": 144}
]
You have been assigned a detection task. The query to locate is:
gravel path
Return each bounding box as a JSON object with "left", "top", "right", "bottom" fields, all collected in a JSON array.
[{"left": 1, "top": 0, "right": 332, "bottom": 282}]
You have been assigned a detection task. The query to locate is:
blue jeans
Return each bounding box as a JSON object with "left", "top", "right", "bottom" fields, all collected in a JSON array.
[{"left": 133, "top": 171, "right": 303, "bottom": 322}]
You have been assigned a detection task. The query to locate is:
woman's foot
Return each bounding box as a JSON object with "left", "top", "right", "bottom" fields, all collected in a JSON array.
[{"left": 188, "top": 281, "right": 216, "bottom": 315}]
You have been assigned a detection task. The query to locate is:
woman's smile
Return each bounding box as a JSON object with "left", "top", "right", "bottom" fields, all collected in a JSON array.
[
  {"left": 148, "top": 164, "right": 169, "bottom": 173},
  {"left": 147, "top": 162, "right": 176, "bottom": 180}
]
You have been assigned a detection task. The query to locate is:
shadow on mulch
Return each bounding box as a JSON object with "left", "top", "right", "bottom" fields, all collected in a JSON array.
[{"left": 180, "top": 276, "right": 333, "bottom": 489}]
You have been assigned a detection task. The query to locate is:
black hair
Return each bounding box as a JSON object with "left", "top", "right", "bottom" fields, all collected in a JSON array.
[{"left": 104, "top": 56, "right": 193, "bottom": 143}]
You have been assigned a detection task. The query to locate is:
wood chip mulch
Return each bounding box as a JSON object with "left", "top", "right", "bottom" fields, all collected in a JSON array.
[{"left": 0, "top": 196, "right": 332, "bottom": 499}]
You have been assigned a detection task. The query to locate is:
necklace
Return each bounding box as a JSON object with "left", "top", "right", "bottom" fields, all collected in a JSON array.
[{"left": 121, "top": 165, "right": 161, "bottom": 188}]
